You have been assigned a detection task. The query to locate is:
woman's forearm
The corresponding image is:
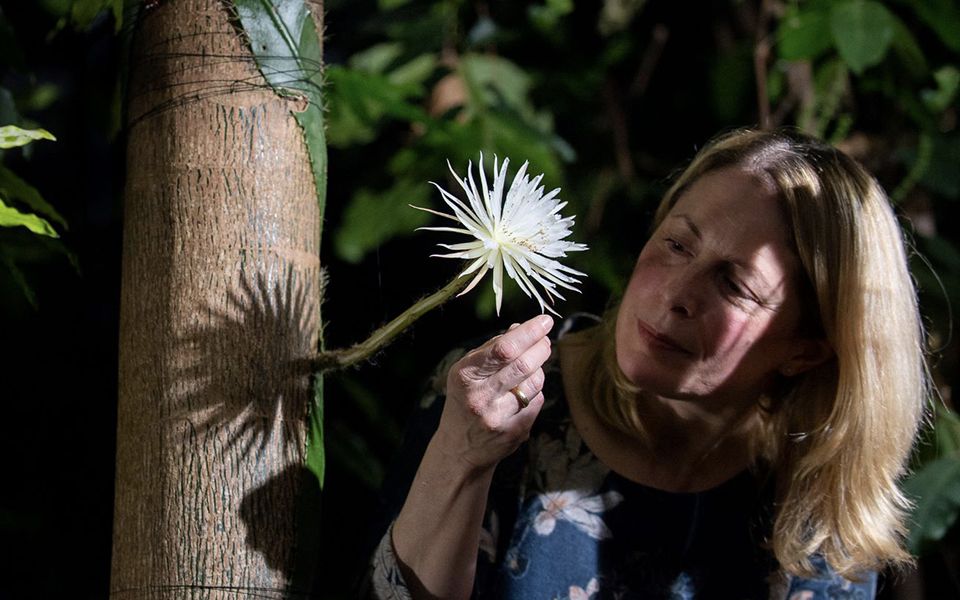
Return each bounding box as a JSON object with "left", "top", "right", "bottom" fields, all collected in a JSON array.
[{"left": 391, "top": 433, "right": 497, "bottom": 600}]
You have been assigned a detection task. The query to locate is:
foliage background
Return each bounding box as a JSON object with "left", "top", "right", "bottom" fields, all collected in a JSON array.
[{"left": 1, "top": 0, "right": 960, "bottom": 597}]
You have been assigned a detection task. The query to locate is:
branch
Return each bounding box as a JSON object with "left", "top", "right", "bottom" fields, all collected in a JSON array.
[{"left": 313, "top": 274, "right": 470, "bottom": 371}]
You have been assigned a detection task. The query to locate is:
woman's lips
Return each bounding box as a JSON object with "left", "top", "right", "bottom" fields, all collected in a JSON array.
[{"left": 637, "top": 319, "right": 692, "bottom": 355}]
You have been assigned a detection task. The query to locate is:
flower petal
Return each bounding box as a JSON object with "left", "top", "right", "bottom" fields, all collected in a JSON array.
[{"left": 420, "top": 154, "right": 587, "bottom": 315}]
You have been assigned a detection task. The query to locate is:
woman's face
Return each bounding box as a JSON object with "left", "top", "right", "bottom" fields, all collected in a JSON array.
[{"left": 615, "top": 166, "right": 811, "bottom": 404}]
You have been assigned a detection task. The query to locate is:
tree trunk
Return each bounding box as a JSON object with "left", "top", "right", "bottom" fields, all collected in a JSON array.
[{"left": 111, "top": 1, "right": 323, "bottom": 597}]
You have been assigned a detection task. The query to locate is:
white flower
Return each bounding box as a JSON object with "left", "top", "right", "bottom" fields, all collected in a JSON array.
[
  {"left": 532, "top": 488, "right": 624, "bottom": 539},
  {"left": 413, "top": 154, "right": 587, "bottom": 316}
]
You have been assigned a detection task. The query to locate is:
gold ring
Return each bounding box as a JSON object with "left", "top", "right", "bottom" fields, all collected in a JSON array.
[{"left": 511, "top": 386, "right": 529, "bottom": 409}]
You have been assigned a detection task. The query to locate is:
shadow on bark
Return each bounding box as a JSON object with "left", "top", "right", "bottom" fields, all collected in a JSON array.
[
  {"left": 170, "top": 265, "right": 320, "bottom": 459},
  {"left": 240, "top": 465, "right": 323, "bottom": 598}
]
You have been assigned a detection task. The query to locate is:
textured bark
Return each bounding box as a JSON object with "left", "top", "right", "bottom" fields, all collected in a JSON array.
[{"left": 111, "top": 1, "right": 323, "bottom": 597}]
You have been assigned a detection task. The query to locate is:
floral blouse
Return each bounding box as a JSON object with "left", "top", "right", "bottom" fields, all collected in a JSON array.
[{"left": 366, "top": 316, "right": 876, "bottom": 600}]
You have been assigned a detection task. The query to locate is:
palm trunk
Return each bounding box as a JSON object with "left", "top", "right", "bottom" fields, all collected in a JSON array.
[{"left": 111, "top": 1, "right": 323, "bottom": 597}]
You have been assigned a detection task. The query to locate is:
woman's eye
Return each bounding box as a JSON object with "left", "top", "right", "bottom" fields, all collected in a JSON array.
[
  {"left": 723, "top": 277, "right": 744, "bottom": 295},
  {"left": 666, "top": 238, "right": 685, "bottom": 254},
  {"left": 722, "top": 275, "right": 759, "bottom": 304}
]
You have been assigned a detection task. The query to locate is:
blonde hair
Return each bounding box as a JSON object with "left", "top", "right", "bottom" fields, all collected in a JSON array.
[{"left": 584, "top": 128, "right": 930, "bottom": 578}]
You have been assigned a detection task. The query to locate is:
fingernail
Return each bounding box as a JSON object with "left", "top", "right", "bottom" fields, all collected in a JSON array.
[
  {"left": 538, "top": 315, "right": 554, "bottom": 330},
  {"left": 509, "top": 323, "right": 520, "bottom": 330}
]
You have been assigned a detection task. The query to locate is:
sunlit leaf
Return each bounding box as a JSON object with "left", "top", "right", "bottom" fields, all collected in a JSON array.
[
  {"left": 349, "top": 42, "right": 405, "bottom": 74},
  {"left": 388, "top": 54, "right": 437, "bottom": 87},
  {"left": 0, "top": 166, "right": 67, "bottom": 230},
  {"left": 922, "top": 66, "right": 960, "bottom": 113},
  {"left": 0, "top": 197, "right": 59, "bottom": 238},
  {"left": 0, "top": 125, "right": 55, "bottom": 149},
  {"left": 829, "top": 0, "right": 895, "bottom": 74},
  {"left": 70, "top": 0, "right": 123, "bottom": 32}
]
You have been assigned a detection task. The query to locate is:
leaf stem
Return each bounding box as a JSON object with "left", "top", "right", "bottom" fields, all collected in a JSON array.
[{"left": 314, "top": 273, "right": 470, "bottom": 371}]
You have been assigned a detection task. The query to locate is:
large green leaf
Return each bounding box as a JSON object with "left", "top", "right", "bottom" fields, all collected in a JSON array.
[
  {"left": 0, "top": 166, "right": 67, "bottom": 230},
  {"left": 908, "top": 0, "right": 960, "bottom": 53},
  {"left": 334, "top": 181, "right": 431, "bottom": 264},
  {"left": 905, "top": 454, "right": 960, "bottom": 554},
  {"left": 459, "top": 53, "right": 534, "bottom": 119},
  {"left": 829, "top": 0, "right": 895, "bottom": 74},
  {"left": 777, "top": 4, "right": 834, "bottom": 61},
  {"left": 0, "top": 197, "right": 59, "bottom": 238},
  {"left": 889, "top": 13, "right": 928, "bottom": 77},
  {"left": 325, "top": 65, "right": 431, "bottom": 147},
  {"left": 0, "top": 125, "right": 55, "bottom": 149}
]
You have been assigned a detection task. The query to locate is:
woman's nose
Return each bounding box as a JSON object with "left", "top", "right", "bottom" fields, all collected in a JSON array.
[{"left": 663, "top": 268, "right": 701, "bottom": 318}]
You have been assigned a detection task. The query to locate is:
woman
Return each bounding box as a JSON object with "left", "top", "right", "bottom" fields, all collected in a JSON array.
[{"left": 368, "top": 129, "right": 929, "bottom": 599}]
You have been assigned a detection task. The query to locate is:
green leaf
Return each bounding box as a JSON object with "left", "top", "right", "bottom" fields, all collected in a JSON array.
[
  {"left": 388, "top": 53, "right": 437, "bottom": 87},
  {"left": 325, "top": 65, "right": 430, "bottom": 147},
  {"left": 0, "top": 197, "right": 59, "bottom": 238},
  {"left": 908, "top": 0, "right": 960, "bottom": 53},
  {"left": 327, "top": 421, "right": 385, "bottom": 490},
  {"left": 18, "top": 84, "right": 61, "bottom": 113},
  {"left": 0, "top": 166, "right": 67, "bottom": 229},
  {"left": 305, "top": 373, "right": 324, "bottom": 488},
  {"left": 234, "top": 0, "right": 323, "bottom": 96},
  {"left": 233, "top": 0, "right": 327, "bottom": 218},
  {"left": 776, "top": 4, "right": 833, "bottom": 61},
  {"left": 69, "top": 0, "right": 123, "bottom": 31},
  {"left": 460, "top": 53, "right": 533, "bottom": 117},
  {"left": 333, "top": 181, "right": 432, "bottom": 263},
  {"left": 0, "top": 245, "right": 38, "bottom": 310},
  {"left": 0, "top": 125, "right": 56, "bottom": 149},
  {"left": 905, "top": 454, "right": 960, "bottom": 554},
  {"left": 922, "top": 66, "right": 960, "bottom": 113},
  {"left": 349, "top": 42, "right": 404, "bottom": 74},
  {"left": 829, "top": 0, "right": 895, "bottom": 74},
  {"left": 889, "top": 13, "right": 928, "bottom": 77}
]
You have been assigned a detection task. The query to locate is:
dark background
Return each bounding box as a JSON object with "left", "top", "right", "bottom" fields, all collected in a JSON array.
[{"left": 2, "top": 0, "right": 959, "bottom": 597}]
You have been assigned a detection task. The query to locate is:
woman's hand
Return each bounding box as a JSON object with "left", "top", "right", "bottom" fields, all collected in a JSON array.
[{"left": 433, "top": 314, "right": 555, "bottom": 472}]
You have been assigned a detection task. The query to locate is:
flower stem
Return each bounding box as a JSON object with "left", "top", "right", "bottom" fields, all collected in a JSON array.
[{"left": 314, "top": 274, "right": 470, "bottom": 371}]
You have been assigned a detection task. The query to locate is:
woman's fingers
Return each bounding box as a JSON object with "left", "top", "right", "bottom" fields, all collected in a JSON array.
[
  {"left": 465, "top": 315, "right": 553, "bottom": 381},
  {"left": 493, "top": 336, "right": 551, "bottom": 396}
]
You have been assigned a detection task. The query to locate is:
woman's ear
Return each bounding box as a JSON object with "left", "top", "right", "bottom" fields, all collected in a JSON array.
[{"left": 779, "top": 338, "right": 834, "bottom": 377}]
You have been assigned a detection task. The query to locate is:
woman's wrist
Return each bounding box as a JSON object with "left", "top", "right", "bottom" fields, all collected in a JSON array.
[{"left": 427, "top": 429, "right": 500, "bottom": 480}]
